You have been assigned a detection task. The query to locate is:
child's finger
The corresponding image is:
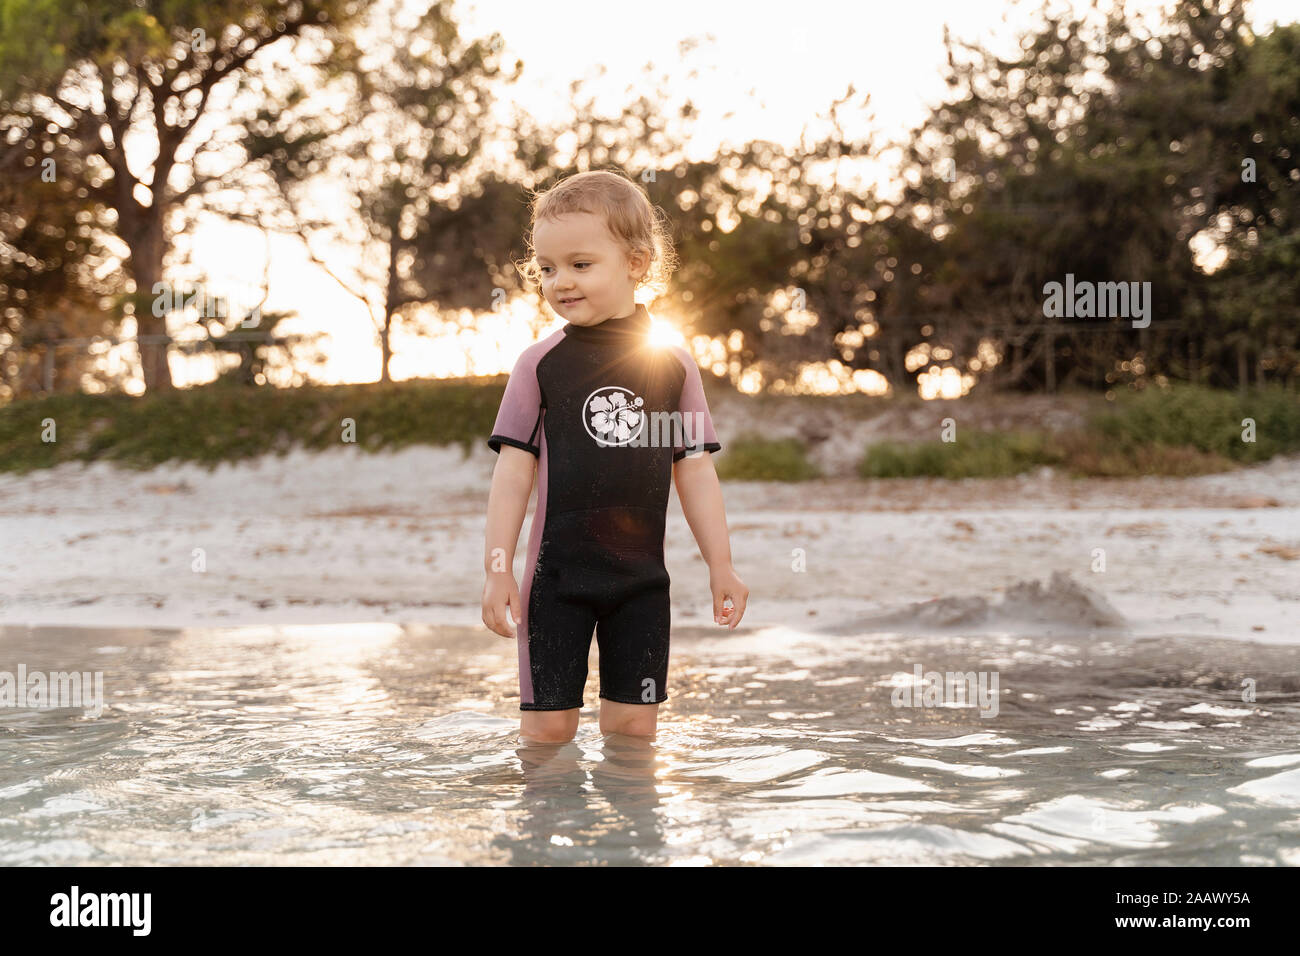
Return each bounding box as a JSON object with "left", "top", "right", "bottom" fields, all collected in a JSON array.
[
  {"left": 486, "top": 600, "right": 510, "bottom": 638},
  {"left": 488, "top": 600, "right": 509, "bottom": 639},
  {"left": 506, "top": 590, "right": 522, "bottom": 638},
  {"left": 727, "top": 594, "right": 746, "bottom": 629}
]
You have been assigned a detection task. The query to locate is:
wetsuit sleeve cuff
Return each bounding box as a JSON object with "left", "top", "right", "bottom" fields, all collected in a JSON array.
[
  {"left": 672, "top": 441, "right": 721, "bottom": 462},
  {"left": 488, "top": 435, "right": 540, "bottom": 457}
]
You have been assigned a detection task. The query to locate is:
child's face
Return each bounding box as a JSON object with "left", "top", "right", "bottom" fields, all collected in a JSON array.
[{"left": 533, "top": 212, "right": 647, "bottom": 324}]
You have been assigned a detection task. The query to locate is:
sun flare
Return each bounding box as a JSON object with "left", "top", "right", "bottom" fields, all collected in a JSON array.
[{"left": 647, "top": 313, "right": 686, "bottom": 348}]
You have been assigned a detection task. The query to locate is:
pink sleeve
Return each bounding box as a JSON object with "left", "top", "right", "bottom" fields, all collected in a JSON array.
[
  {"left": 488, "top": 347, "right": 544, "bottom": 457},
  {"left": 671, "top": 347, "right": 721, "bottom": 462}
]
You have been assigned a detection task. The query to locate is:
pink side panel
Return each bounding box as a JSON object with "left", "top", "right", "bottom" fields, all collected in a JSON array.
[{"left": 516, "top": 411, "right": 548, "bottom": 705}]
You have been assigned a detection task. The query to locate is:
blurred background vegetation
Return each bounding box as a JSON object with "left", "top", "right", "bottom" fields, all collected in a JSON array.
[{"left": 0, "top": 0, "right": 1296, "bottom": 476}]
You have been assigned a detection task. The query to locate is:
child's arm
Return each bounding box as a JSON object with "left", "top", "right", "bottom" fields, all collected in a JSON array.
[
  {"left": 673, "top": 453, "right": 748, "bottom": 629},
  {"left": 482, "top": 446, "right": 536, "bottom": 638}
]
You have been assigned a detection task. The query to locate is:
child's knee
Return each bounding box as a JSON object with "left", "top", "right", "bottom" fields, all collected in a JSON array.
[{"left": 520, "top": 708, "right": 579, "bottom": 742}]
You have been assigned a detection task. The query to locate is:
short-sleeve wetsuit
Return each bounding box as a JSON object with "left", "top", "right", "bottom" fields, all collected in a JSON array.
[{"left": 488, "top": 303, "right": 722, "bottom": 711}]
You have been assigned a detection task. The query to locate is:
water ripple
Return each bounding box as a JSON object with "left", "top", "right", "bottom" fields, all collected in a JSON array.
[{"left": 0, "top": 622, "right": 1297, "bottom": 865}]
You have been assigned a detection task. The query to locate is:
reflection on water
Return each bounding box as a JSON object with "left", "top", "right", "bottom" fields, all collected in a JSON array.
[{"left": 0, "top": 621, "right": 1297, "bottom": 865}]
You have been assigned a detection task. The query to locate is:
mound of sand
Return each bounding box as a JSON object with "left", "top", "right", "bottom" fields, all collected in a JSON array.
[{"left": 851, "top": 570, "right": 1128, "bottom": 633}]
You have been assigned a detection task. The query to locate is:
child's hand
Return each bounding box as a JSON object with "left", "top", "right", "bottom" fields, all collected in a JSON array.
[
  {"left": 709, "top": 565, "right": 748, "bottom": 629},
  {"left": 482, "top": 573, "right": 522, "bottom": 639}
]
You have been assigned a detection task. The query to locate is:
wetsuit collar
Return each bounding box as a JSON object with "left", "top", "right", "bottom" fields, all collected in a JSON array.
[{"left": 562, "top": 303, "right": 652, "bottom": 342}]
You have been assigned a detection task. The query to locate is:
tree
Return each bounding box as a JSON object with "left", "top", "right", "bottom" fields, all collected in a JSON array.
[
  {"left": 661, "top": 83, "right": 885, "bottom": 395},
  {"left": 1198, "top": 19, "right": 1300, "bottom": 388},
  {"left": 893, "top": 0, "right": 1298, "bottom": 392},
  {"left": 237, "top": 0, "right": 519, "bottom": 383},
  {"left": 0, "top": 0, "right": 362, "bottom": 393},
  {"left": 0, "top": 142, "right": 124, "bottom": 400}
]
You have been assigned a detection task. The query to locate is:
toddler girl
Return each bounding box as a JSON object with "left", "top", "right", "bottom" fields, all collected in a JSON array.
[{"left": 481, "top": 169, "right": 748, "bottom": 743}]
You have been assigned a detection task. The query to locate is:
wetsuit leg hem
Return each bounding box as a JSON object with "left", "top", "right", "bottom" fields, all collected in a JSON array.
[
  {"left": 519, "top": 701, "right": 585, "bottom": 712},
  {"left": 598, "top": 693, "right": 668, "bottom": 706}
]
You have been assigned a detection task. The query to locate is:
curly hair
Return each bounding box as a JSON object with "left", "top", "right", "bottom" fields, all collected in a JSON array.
[{"left": 517, "top": 169, "right": 678, "bottom": 298}]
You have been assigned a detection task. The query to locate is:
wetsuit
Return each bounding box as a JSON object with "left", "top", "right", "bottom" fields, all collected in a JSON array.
[{"left": 488, "top": 303, "right": 722, "bottom": 711}]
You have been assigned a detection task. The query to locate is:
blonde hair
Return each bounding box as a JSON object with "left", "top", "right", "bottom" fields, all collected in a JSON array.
[{"left": 518, "top": 169, "right": 677, "bottom": 297}]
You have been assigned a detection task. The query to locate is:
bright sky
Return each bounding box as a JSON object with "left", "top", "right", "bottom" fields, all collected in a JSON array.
[{"left": 144, "top": 0, "right": 1297, "bottom": 395}]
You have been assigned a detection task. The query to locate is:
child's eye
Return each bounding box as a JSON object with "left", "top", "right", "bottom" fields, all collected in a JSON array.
[{"left": 574, "top": 262, "right": 590, "bottom": 269}]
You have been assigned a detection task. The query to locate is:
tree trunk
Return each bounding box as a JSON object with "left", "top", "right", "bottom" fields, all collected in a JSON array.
[
  {"left": 380, "top": 312, "right": 393, "bottom": 384},
  {"left": 380, "top": 235, "right": 400, "bottom": 384},
  {"left": 127, "top": 216, "right": 174, "bottom": 393}
]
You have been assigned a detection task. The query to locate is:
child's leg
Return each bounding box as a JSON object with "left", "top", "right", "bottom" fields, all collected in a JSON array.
[
  {"left": 598, "top": 699, "right": 659, "bottom": 737},
  {"left": 595, "top": 581, "right": 670, "bottom": 738},
  {"left": 520, "top": 707, "right": 580, "bottom": 743}
]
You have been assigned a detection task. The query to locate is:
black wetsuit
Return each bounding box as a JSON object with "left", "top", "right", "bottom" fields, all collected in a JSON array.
[{"left": 488, "top": 304, "right": 721, "bottom": 710}]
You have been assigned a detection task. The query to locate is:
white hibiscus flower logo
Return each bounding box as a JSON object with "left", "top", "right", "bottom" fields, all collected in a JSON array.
[{"left": 583, "top": 386, "right": 645, "bottom": 446}]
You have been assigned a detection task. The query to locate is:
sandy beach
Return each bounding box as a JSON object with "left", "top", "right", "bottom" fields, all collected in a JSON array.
[{"left": 2, "top": 438, "right": 1297, "bottom": 644}]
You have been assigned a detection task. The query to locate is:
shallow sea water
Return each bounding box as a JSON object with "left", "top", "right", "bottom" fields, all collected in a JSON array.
[{"left": 1, "top": 621, "right": 1297, "bottom": 866}]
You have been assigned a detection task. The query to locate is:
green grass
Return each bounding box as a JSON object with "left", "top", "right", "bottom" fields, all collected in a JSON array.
[
  {"left": 857, "top": 384, "right": 1300, "bottom": 479},
  {"left": 0, "top": 376, "right": 505, "bottom": 474},
  {"left": 712, "top": 433, "right": 822, "bottom": 481},
  {"left": 860, "top": 429, "right": 1065, "bottom": 479},
  {"left": 1089, "top": 382, "right": 1300, "bottom": 464},
  {"left": 1, "top": 378, "right": 1294, "bottom": 480}
]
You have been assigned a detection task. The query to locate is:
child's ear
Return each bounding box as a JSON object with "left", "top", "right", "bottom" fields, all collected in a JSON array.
[{"left": 629, "top": 248, "right": 650, "bottom": 280}]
